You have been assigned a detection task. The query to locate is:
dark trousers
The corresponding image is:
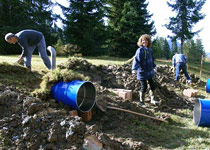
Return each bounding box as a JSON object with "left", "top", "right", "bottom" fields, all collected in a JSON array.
[
  {"left": 140, "top": 78, "right": 156, "bottom": 93},
  {"left": 176, "top": 62, "right": 191, "bottom": 80}
]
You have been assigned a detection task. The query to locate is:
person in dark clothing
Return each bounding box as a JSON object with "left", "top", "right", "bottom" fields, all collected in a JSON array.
[
  {"left": 5, "top": 29, "right": 51, "bottom": 70},
  {"left": 172, "top": 53, "right": 192, "bottom": 84},
  {"left": 132, "top": 34, "right": 159, "bottom": 107}
]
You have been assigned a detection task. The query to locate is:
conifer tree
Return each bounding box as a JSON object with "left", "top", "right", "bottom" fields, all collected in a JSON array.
[
  {"left": 0, "top": 0, "right": 57, "bottom": 54},
  {"left": 163, "top": 38, "right": 171, "bottom": 59},
  {"left": 171, "top": 40, "right": 178, "bottom": 57},
  {"left": 60, "top": 0, "right": 107, "bottom": 56},
  {"left": 184, "top": 39, "right": 205, "bottom": 63},
  {"left": 107, "top": 0, "right": 156, "bottom": 57},
  {"left": 152, "top": 37, "right": 164, "bottom": 59},
  {"left": 166, "top": 0, "right": 206, "bottom": 53}
]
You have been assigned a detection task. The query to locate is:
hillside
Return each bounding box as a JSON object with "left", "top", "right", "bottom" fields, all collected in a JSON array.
[{"left": 0, "top": 58, "right": 210, "bottom": 149}]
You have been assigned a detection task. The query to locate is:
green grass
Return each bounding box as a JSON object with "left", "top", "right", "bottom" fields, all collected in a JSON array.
[
  {"left": 0, "top": 55, "right": 69, "bottom": 72},
  {"left": 84, "top": 56, "right": 128, "bottom": 66},
  {"left": 188, "top": 60, "right": 210, "bottom": 82},
  {"left": 128, "top": 109, "right": 210, "bottom": 150},
  {"left": 0, "top": 55, "right": 210, "bottom": 149}
]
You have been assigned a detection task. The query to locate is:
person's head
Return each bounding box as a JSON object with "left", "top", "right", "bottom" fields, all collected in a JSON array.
[
  {"left": 5, "top": 33, "right": 17, "bottom": 44},
  {"left": 137, "top": 34, "right": 152, "bottom": 48}
]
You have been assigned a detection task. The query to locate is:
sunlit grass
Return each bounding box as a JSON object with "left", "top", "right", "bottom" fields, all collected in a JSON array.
[
  {"left": 129, "top": 109, "right": 210, "bottom": 150},
  {"left": 0, "top": 55, "right": 68, "bottom": 72},
  {"left": 84, "top": 56, "right": 129, "bottom": 66}
]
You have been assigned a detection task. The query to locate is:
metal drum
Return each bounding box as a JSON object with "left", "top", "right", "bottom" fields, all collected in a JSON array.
[
  {"left": 51, "top": 80, "right": 96, "bottom": 112},
  {"left": 193, "top": 99, "right": 210, "bottom": 127},
  {"left": 206, "top": 78, "right": 210, "bottom": 93}
]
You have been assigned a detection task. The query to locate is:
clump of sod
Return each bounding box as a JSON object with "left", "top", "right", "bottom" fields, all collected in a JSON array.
[{"left": 32, "top": 68, "right": 89, "bottom": 100}]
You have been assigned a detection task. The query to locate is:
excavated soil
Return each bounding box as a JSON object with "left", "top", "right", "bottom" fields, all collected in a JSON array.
[{"left": 0, "top": 58, "right": 205, "bottom": 150}]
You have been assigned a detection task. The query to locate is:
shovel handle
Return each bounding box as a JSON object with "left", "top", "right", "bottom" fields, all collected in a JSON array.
[{"left": 107, "top": 106, "right": 166, "bottom": 123}]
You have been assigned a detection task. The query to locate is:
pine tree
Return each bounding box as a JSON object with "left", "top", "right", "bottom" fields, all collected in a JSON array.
[
  {"left": 152, "top": 37, "right": 164, "bottom": 59},
  {"left": 184, "top": 39, "right": 205, "bottom": 63},
  {"left": 22, "top": 0, "right": 58, "bottom": 45},
  {"left": 107, "top": 0, "right": 156, "bottom": 57},
  {"left": 166, "top": 0, "right": 206, "bottom": 53},
  {"left": 183, "top": 39, "right": 205, "bottom": 63},
  {"left": 0, "top": 0, "right": 57, "bottom": 54},
  {"left": 60, "top": 0, "right": 107, "bottom": 56},
  {"left": 171, "top": 40, "right": 178, "bottom": 57},
  {"left": 163, "top": 39, "right": 171, "bottom": 59}
]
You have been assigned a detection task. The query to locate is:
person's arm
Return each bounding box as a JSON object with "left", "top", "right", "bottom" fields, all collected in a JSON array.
[
  {"left": 17, "top": 56, "right": 24, "bottom": 63},
  {"left": 132, "top": 48, "right": 141, "bottom": 73},
  {"left": 172, "top": 55, "right": 176, "bottom": 72},
  {"left": 14, "top": 55, "right": 24, "bottom": 66},
  {"left": 172, "top": 55, "right": 176, "bottom": 67},
  {"left": 151, "top": 48, "right": 156, "bottom": 69},
  {"left": 184, "top": 55, "right": 188, "bottom": 63},
  {"left": 18, "top": 36, "right": 29, "bottom": 57}
]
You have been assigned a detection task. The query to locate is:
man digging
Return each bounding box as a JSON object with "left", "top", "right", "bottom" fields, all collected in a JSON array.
[{"left": 5, "top": 29, "right": 52, "bottom": 71}]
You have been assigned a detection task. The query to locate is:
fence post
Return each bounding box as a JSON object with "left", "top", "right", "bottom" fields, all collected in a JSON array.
[{"left": 200, "top": 55, "right": 204, "bottom": 79}]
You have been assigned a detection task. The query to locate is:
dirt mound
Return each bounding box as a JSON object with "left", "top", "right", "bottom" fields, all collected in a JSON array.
[{"left": 0, "top": 58, "right": 205, "bottom": 149}]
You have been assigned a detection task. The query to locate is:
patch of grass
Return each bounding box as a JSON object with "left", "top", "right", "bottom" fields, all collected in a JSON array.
[
  {"left": 188, "top": 61, "right": 210, "bottom": 81},
  {"left": 129, "top": 111, "right": 210, "bottom": 150},
  {"left": 0, "top": 62, "right": 42, "bottom": 90},
  {"left": 84, "top": 56, "right": 129, "bottom": 66},
  {"left": 0, "top": 55, "right": 68, "bottom": 73}
]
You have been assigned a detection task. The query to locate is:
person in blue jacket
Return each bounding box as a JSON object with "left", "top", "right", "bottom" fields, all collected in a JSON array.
[
  {"left": 5, "top": 29, "right": 51, "bottom": 71},
  {"left": 132, "top": 34, "right": 159, "bottom": 107},
  {"left": 172, "top": 53, "right": 192, "bottom": 84}
]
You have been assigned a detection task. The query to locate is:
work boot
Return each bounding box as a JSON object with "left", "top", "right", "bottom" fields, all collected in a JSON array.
[
  {"left": 149, "top": 90, "right": 160, "bottom": 105},
  {"left": 139, "top": 92, "right": 146, "bottom": 107}
]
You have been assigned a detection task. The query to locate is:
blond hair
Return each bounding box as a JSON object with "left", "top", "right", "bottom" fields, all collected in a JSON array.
[{"left": 137, "top": 34, "right": 152, "bottom": 47}]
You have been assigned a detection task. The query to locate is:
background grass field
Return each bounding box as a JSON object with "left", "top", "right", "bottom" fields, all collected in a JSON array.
[{"left": 0, "top": 55, "right": 209, "bottom": 81}]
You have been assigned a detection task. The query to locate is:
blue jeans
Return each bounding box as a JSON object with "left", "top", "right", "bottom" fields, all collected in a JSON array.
[
  {"left": 24, "top": 34, "right": 51, "bottom": 69},
  {"left": 176, "top": 62, "right": 191, "bottom": 80}
]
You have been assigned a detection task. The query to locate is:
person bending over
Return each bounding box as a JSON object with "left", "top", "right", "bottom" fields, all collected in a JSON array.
[{"left": 5, "top": 29, "right": 51, "bottom": 71}]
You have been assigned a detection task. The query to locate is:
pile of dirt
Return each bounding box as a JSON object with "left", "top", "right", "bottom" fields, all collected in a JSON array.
[{"left": 0, "top": 58, "right": 205, "bottom": 149}]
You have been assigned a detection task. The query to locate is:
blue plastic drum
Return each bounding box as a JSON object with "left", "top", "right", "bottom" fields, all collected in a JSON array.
[
  {"left": 51, "top": 80, "right": 96, "bottom": 112},
  {"left": 193, "top": 99, "right": 210, "bottom": 127},
  {"left": 206, "top": 78, "right": 210, "bottom": 93}
]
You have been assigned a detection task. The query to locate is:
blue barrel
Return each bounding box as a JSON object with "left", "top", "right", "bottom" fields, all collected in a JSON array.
[
  {"left": 51, "top": 80, "right": 96, "bottom": 112},
  {"left": 193, "top": 99, "right": 210, "bottom": 127},
  {"left": 206, "top": 78, "right": 210, "bottom": 93}
]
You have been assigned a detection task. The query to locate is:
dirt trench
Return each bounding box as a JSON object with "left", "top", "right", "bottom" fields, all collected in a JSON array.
[{"left": 0, "top": 58, "right": 204, "bottom": 150}]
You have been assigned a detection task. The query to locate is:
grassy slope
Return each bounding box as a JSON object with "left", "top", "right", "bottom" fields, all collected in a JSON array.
[{"left": 0, "top": 55, "right": 210, "bottom": 149}]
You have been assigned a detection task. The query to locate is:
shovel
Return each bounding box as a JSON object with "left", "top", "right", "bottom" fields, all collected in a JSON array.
[{"left": 96, "top": 99, "right": 166, "bottom": 123}]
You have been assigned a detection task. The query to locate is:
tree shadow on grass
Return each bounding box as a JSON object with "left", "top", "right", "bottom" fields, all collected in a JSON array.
[{"left": 0, "top": 62, "right": 42, "bottom": 92}]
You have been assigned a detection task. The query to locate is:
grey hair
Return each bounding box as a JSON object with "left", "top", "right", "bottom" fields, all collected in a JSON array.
[{"left": 5, "top": 33, "right": 16, "bottom": 41}]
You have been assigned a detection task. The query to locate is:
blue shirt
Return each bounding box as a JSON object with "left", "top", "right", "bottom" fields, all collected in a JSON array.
[
  {"left": 172, "top": 54, "right": 187, "bottom": 67},
  {"left": 132, "top": 46, "right": 156, "bottom": 80},
  {"left": 16, "top": 29, "right": 43, "bottom": 57}
]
